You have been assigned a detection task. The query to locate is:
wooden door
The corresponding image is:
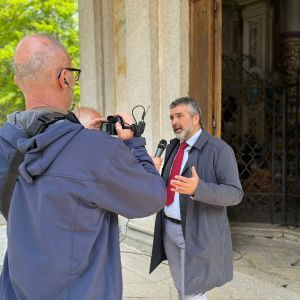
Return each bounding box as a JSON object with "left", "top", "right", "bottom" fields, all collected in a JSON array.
[{"left": 189, "top": 0, "right": 222, "bottom": 136}]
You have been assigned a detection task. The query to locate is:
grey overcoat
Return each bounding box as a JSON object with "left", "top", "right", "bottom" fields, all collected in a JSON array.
[{"left": 150, "top": 129, "right": 244, "bottom": 295}]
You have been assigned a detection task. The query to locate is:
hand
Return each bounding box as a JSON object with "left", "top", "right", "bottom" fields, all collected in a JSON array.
[
  {"left": 115, "top": 112, "right": 134, "bottom": 140},
  {"left": 151, "top": 156, "right": 163, "bottom": 172},
  {"left": 170, "top": 166, "right": 199, "bottom": 196},
  {"left": 84, "top": 118, "right": 102, "bottom": 129}
]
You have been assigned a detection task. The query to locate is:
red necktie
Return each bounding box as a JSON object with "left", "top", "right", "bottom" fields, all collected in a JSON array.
[{"left": 166, "top": 142, "right": 188, "bottom": 206}]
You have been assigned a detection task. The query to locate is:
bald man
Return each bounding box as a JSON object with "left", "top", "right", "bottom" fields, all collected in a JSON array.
[
  {"left": 0, "top": 34, "right": 166, "bottom": 300},
  {"left": 73, "top": 106, "right": 102, "bottom": 129}
]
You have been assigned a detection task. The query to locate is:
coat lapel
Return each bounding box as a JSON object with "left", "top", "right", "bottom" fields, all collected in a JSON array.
[{"left": 161, "top": 139, "right": 179, "bottom": 184}]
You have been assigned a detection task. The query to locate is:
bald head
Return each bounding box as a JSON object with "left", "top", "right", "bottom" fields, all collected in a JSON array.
[
  {"left": 13, "top": 34, "right": 76, "bottom": 111},
  {"left": 73, "top": 107, "right": 102, "bottom": 129},
  {"left": 14, "top": 34, "right": 69, "bottom": 86}
]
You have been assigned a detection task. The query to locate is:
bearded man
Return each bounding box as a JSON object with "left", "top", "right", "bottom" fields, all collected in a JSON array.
[{"left": 150, "top": 97, "right": 243, "bottom": 300}]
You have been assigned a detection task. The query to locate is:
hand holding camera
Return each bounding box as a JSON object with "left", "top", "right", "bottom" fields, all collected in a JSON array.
[
  {"left": 100, "top": 105, "right": 148, "bottom": 139},
  {"left": 114, "top": 112, "right": 135, "bottom": 140},
  {"left": 99, "top": 113, "right": 134, "bottom": 140}
]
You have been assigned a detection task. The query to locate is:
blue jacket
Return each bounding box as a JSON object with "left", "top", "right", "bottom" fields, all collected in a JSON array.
[{"left": 0, "top": 110, "right": 166, "bottom": 300}]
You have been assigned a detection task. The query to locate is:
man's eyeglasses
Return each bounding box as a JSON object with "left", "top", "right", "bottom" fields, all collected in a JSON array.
[{"left": 57, "top": 67, "right": 81, "bottom": 82}]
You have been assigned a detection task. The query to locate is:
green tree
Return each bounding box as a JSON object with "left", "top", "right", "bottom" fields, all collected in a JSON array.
[{"left": 0, "top": 0, "right": 79, "bottom": 124}]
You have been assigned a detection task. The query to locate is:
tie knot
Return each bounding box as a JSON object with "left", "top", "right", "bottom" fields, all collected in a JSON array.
[{"left": 179, "top": 141, "right": 188, "bottom": 150}]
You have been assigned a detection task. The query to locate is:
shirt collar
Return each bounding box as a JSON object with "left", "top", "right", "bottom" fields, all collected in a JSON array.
[{"left": 185, "top": 128, "right": 202, "bottom": 148}]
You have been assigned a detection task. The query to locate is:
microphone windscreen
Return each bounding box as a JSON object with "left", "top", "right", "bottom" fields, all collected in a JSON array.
[{"left": 154, "top": 139, "right": 167, "bottom": 157}]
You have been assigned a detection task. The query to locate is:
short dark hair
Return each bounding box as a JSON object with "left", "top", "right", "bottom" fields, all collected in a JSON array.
[{"left": 170, "top": 97, "right": 202, "bottom": 125}]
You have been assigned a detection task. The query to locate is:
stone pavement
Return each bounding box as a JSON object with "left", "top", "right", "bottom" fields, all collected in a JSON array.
[
  {"left": 0, "top": 220, "right": 300, "bottom": 300},
  {"left": 120, "top": 223, "right": 300, "bottom": 300}
]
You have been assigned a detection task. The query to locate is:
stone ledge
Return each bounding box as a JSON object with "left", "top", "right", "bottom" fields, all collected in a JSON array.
[
  {"left": 124, "top": 222, "right": 154, "bottom": 251},
  {"left": 124, "top": 221, "right": 300, "bottom": 253},
  {"left": 230, "top": 222, "right": 300, "bottom": 243}
]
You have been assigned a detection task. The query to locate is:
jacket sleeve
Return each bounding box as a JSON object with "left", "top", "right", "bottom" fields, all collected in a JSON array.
[
  {"left": 88, "top": 137, "right": 166, "bottom": 218},
  {"left": 193, "top": 144, "right": 244, "bottom": 207}
]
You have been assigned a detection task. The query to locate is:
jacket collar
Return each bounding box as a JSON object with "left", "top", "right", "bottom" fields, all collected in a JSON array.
[
  {"left": 190, "top": 128, "right": 209, "bottom": 151},
  {"left": 168, "top": 128, "right": 210, "bottom": 152}
]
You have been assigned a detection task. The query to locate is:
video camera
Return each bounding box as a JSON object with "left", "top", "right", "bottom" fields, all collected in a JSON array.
[
  {"left": 100, "top": 115, "right": 124, "bottom": 136},
  {"left": 99, "top": 105, "right": 148, "bottom": 137}
]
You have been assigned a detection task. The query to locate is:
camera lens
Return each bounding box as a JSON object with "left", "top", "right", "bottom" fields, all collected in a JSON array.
[
  {"left": 100, "top": 115, "right": 124, "bottom": 136},
  {"left": 107, "top": 115, "right": 116, "bottom": 122}
]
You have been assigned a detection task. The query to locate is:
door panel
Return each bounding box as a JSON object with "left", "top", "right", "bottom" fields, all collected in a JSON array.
[{"left": 189, "top": 0, "right": 222, "bottom": 136}]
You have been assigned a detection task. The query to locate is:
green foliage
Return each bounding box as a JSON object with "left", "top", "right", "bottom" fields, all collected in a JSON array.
[{"left": 0, "top": 0, "right": 79, "bottom": 124}]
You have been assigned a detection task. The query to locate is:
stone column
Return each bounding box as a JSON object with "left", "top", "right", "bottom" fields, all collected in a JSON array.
[
  {"left": 279, "top": 0, "right": 300, "bottom": 83},
  {"left": 122, "top": 0, "right": 189, "bottom": 241},
  {"left": 78, "top": 0, "right": 102, "bottom": 111},
  {"left": 158, "top": 0, "right": 189, "bottom": 142},
  {"left": 78, "top": 0, "right": 115, "bottom": 114},
  {"left": 238, "top": 0, "right": 274, "bottom": 78}
]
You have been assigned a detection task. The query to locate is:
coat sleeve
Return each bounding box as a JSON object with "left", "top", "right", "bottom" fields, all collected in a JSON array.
[
  {"left": 88, "top": 137, "right": 166, "bottom": 218},
  {"left": 193, "top": 144, "right": 244, "bottom": 207}
]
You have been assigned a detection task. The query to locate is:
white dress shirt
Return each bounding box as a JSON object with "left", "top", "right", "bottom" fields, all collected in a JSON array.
[{"left": 164, "top": 128, "right": 202, "bottom": 220}]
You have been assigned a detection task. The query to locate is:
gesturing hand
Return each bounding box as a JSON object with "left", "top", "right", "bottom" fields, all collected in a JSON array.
[{"left": 170, "top": 166, "right": 199, "bottom": 196}]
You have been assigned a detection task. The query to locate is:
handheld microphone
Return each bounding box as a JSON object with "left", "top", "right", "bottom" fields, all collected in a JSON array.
[{"left": 154, "top": 139, "right": 167, "bottom": 157}]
